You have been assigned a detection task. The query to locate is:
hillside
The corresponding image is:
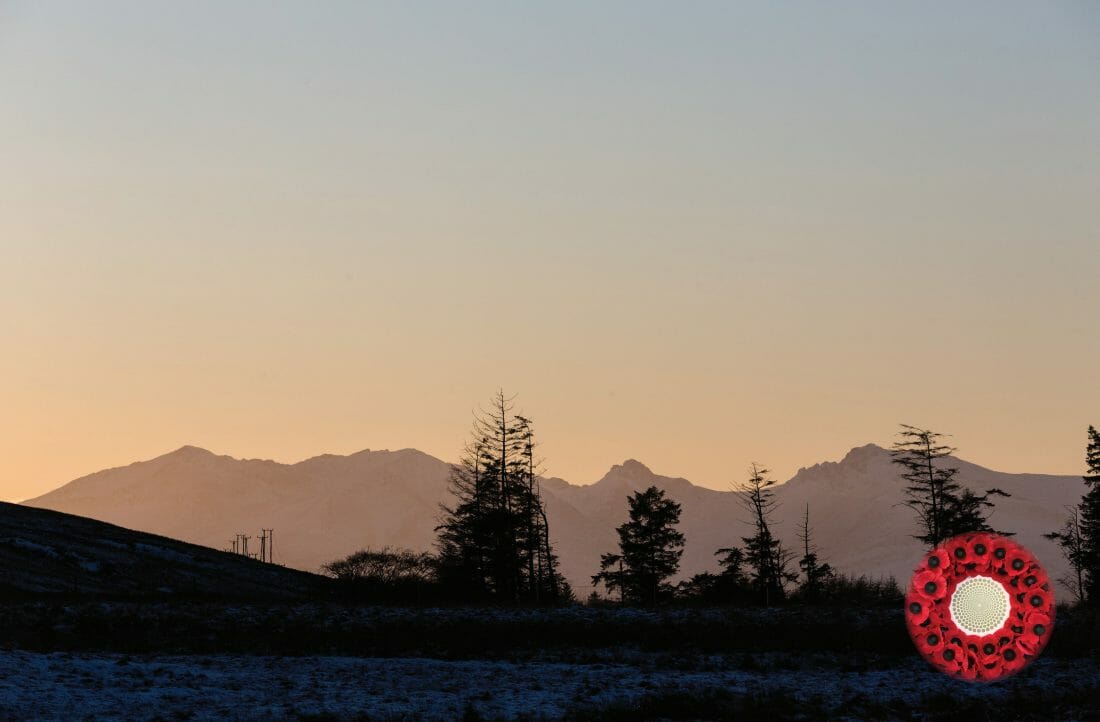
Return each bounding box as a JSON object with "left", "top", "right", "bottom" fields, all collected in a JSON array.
[
  {"left": 23, "top": 446, "right": 454, "bottom": 573},
  {"left": 0, "top": 501, "right": 324, "bottom": 598},
  {"left": 23, "top": 444, "right": 1087, "bottom": 596}
]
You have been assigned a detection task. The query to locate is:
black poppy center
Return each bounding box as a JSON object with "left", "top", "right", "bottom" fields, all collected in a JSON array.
[
  {"left": 1034, "top": 624, "right": 1046, "bottom": 636},
  {"left": 927, "top": 634, "right": 939, "bottom": 645},
  {"left": 943, "top": 649, "right": 955, "bottom": 661},
  {"left": 928, "top": 556, "right": 940, "bottom": 568},
  {"left": 1004, "top": 649, "right": 1016, "bottom": 661},
  {"left": 909, "top": 602, "right": 922, "bottom": 614},
  {"left": 1030, "top": 595, "right": 1043, "bottom": 607},
  {"left": 983, "top": 643, "right": 995, "bottom": 654},
  {"left": 924, "top": 581, "right": 938, "bottom": 594},
  {"left": 974, "top": 543, "right": 987, "bottom": 555},
  {"left": 994, "top": 548, "right": 1006, "bottom": 559},
  {"left": 1012, "top": 559, "right": 1025, "bottom": 571},
  {"left": 954, "top": 547, "right": 967, "bottom": 559},
  {"left": 1025, "top": 575, "right": 1036, "bottom": 586}
]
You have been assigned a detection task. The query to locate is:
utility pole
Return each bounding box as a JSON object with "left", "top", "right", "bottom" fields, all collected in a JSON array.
[
  {"left": 263, "top": 528, "right": 274, "bottom": 563},
  {"left": 229, "top": 529, "right": 275, "bottom": 561}
]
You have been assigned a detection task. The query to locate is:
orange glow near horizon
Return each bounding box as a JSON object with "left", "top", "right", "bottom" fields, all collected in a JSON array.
[{"left": 1, "top": 3, "right": 1097, "bottom": 500}]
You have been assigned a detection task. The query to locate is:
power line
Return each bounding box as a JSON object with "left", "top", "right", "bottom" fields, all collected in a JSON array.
[{"left": 228, "top": 528, "right": 277, "bottom": 563}]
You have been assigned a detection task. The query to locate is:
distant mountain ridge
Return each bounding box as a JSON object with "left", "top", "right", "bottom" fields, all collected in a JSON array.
[{"left": 24, "top": 443, "right": 1087, "bottom": 596}]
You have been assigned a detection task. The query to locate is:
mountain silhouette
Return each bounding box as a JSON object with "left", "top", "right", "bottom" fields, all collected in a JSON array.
[{"left": 24, "top": 443, "right": 1086, "bottom": 595}]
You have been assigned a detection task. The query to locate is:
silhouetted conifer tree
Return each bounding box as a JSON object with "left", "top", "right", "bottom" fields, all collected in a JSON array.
[
  {"left": 1083, "top": 426, "right": 1100, "bottom": 603},
  {"left": 592, "top": 485, "right": 684, "bottom": 605},
  {"left": 677, "top": 546, "right": 751, "bottom": 604},
  {"left": 715, "top": 546, "right": 749, "bottom": 589},
  {"left": 436, "top": 392, "right": 566, "bottom": 603},
  {"left": 797, "top": 504, "right": 832, "bottom": 601},
  {"left": 1045, "top": 506, "right": 1087, "bottom": 605},
  {"left": 1053, "top": 426, "right": 1100, "bottom": 605},
  {"left": 737, "top": 464, "right": 795, "bottom": 605},
  {"left": 712, "top": 545, "right": 752, "bottom": 602},
  {"left": 891, "top": 424, "right": 1010, "bottom": 547}
]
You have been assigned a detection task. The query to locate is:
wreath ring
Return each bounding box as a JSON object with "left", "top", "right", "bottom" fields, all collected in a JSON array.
[{"left": 905, "top": 532, "right": 1055, "bottom": 682}]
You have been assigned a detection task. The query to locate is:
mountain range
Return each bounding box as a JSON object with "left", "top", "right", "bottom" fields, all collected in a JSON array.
[{"left": 24, "top": 443, "right": 1087, "bottom": 596}]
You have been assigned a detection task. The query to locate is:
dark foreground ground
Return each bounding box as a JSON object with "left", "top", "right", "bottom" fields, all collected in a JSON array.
[
  {"left": 0, "top": 502, "right": 324, "bottom": 599},
  {"left": 1, "top": 603, "right": 1098, "bottom": 721}
]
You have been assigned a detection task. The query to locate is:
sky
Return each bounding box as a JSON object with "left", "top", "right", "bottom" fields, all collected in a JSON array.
[{"left": 1, "top": 1, "right": 1098, "bottom": 500}]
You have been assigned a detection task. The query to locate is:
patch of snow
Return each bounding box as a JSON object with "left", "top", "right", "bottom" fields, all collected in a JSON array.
[
  {"left": 133, "top": 543, "right": 194, "bottom": 564},
  {"left": 0, "top": 650, "right": 1092, "bottom": 721},
  {"left": 3, "top": 538, "right": 60, "bottom": 557}
]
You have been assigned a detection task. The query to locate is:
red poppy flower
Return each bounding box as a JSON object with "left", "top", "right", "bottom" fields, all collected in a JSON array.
[
  {"left": 999, "top": 642, "right": 1028, "bottom": 673},
  {"left": 1019, "top": 570, "right": 1049, "bottom": 591},
  {"left": 1020, "top": 611, "right": 1052, "bottom": 652},
  {"left": 916, "top": 629, "right": 944, "bottom": 656},
  {"left": 906, "top": 533, "right": 1055, "bottom": 682},
  {"left": 946, "top": 537, "right": 971, "bottom": 566},
  {"left": 927, "top": 606, "right": 952, "bottom": 631},
  {"left": 977, "top": 639, "right": 1001, "bottom": 668},
  {"left": 924, "top": 548, "right": 951, "bottom": 574},
  {"left": 906, "top": 592, "right": 931, "bottom": 625},
  {"left": 1016, "top": 633, "right": 1040, "bottom": 656},
  {"left": 1006, "top": 550, "right": 1030, "bottom": 578},
  {"left": 1023, "top": 587, "right": 1052, "bottom": 611},
  {"left": 966, "top": 539, "right": 992, "bottom": 572},
  {"left": 913, "top": 570, "right": 947, "bottom": 601},
  {"left": 988, "top": 538, "right": 1011, "bottom": 571},
  {"left": 935, "top": 644, "right": 964, "bottom": 674},
  {"left": 1025, "top": 610, "right": 1052, "bottom": 632}
]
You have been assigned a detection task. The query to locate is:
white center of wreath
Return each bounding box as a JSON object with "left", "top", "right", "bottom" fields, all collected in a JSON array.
[{"left": 949, "top": 575, "right": 1011, "bottom": 636}]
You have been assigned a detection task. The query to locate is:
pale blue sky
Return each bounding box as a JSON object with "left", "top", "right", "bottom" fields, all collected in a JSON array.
[{"left": 1, "top": 1, "right": 1098, "bottom": 498}]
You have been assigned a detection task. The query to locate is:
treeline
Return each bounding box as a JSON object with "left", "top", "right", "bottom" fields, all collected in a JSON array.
[
  {"left": 321, "top": 394, "right": 1098, "bottom": 610},
  {"left": 587, "top": 424, "right": 1018, "bottom": 607},
  {"left": 588, "top": 467, "right": 899, "bottom": 608}
]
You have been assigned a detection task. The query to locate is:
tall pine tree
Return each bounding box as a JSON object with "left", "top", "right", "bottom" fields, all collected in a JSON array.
[
  {"left": 797, "top": 504, "right": 832, "bottom": 601},
  {"left": 435, "top": 392, "right": 566, "bottom": 603},
  {"left": 1078, "top": 426, "right": 1100, "bottom": 603},
  {"left": 737, "top": 464, "right": 795, "bottom": 605},
  {"left": 891, "top": 424, "right": 1010, "bottom": 547},
  {"left": 1050, "top": 427, "right": 1100, "bottom": 605},
  {"left": 1045, "top": 506, "right": 1087, "bottom": 605}
]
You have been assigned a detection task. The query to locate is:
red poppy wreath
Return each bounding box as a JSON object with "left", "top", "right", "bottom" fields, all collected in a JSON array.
[{"left": 905, "top": 532, "right": 1055, "bottom": 682}]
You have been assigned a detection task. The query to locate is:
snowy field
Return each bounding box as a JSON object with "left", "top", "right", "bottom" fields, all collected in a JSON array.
[{"left": 0, "top": 650, "right": 1097, "bottom": 721}]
